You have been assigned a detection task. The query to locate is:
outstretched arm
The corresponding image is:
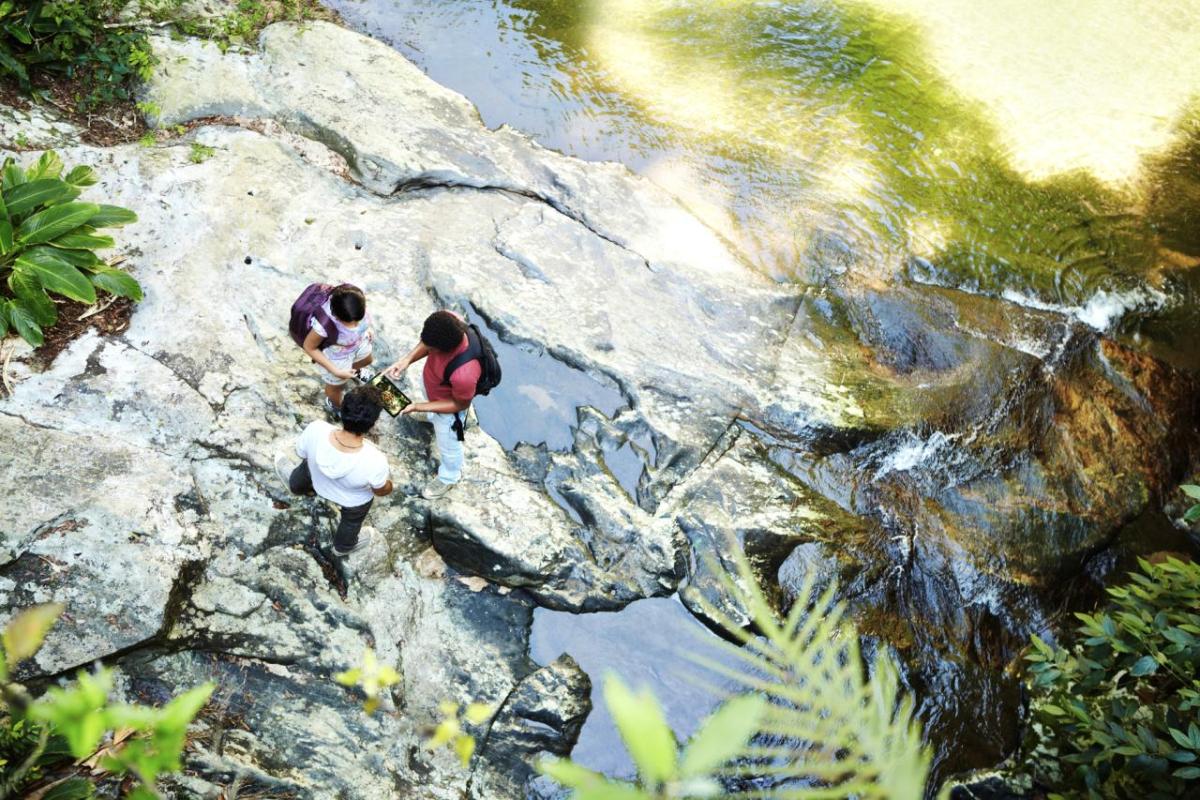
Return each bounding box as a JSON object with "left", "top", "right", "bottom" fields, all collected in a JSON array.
[
  {"left": 403, "top": 397, "right": 469, "bottom": 415},
  {"left": 385, "top": 341, "right": 431, "bottom": 378}
]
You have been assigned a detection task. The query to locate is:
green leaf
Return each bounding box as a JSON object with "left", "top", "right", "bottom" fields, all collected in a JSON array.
[
  {"left": 3, "top": 177, "right": 76, "bottom": 217},
  {"left": 0, "top": 216, "right": 11, "bottom": 255},
  {"left": 464, "top": 702, "right": 493, "bottom": 725},
  {"left": 49, "top": 225, "right": 115, "bottom": 250},
  {"left": 1180, "top": 485, "right": 1200, "bottom": 500},
  {"left": 87, "top": 204, "right": 137, "bottom": 228},
  {"left": 2, "top": 159, "right": 26, "bottom": 190},
  {"left": 9, "top": 270, "right": 56, "bottom": 325},
  {"left": 16, "top": 249, "right": 96, "bottom": 303},
  {"left": 6, "top": 299, "right": 44, "bottom": 346},
  {"left": 1184, "top": 505, "right": 1200, "bottom": 523},
  {"left": 27, "top": 150, "right": 63, "bottom": 181},
  {"left": 1129, "top": 655, "right": 1159, "bottom": 677},
  {"left": 603, "top": 675, "right": 678, "bottom": 786},
  {"left": 538, "top": 756, "right": 648, "bottom": 799},
  {"left": 1175, "top": 766, "right": 1200, "bottom": 779},
  {"left": 63, "top": 164, "right": 98, "bottom": 188},
  {"left": 17, "top": 202, "right": 100, "bottom": 245},
  {"left": 3, "top": 602, "right": 64, "bottom": 664},
  {"left": 0, "top": 301, "right": 7, "bottom": 338},
  {"left": 158, "top": 682, "right": 214, "bottom": 731},
  {"left": 454, "top": 733, "right": 475, "bottom": 766},
  {"left": 40, "top": 778, "right": 95, "bottom": 800},
  {"left": 1170, "top": 728, "right": 1194, "bottom": 749},
  {"left": 679, "top": 694, "right": 766, "bottom": 778},
  {"left": 334, "top": 668, "right": 361, "bottom": 687},
  {"left": 40, "top": 244, "right": 101, "bottom": 269},
  {"left": 30, "top": 668, "right": 114, "bottom": 758}
]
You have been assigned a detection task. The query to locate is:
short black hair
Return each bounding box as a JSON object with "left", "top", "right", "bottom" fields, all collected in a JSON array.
[
  {"left": 421, "top": 310, "right": 466, "bottom": 352},
  {"left": 341, "top": 386, "right": 383, "bottom": 434},
  {"left": 330, "top": 285, "right": 366, "bottom": 324}
]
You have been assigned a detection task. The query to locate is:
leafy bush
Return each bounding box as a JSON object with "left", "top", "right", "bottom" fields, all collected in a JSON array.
[
  {"left": 1022, "top": 556, "right": 1200, "bottom": 799},
  {"left": 0, "top": 1, "right": 157, "bottom": 108},
  {"left": 539, "top": 547, "right": 933, "bottom": 799},
  {"left": 0, "top": 150, "right": 142, "bottom": 346},
  {"left": 0, "top": 603, "right": 213, "bottom": 799},
  {"left": 1182, "top": 484, "right": 1200, "bottom": 524}
]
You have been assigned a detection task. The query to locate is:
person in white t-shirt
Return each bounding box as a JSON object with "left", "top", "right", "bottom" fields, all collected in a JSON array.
[{"left": 274, "top": 386, "right": 393, "bottom": 556}]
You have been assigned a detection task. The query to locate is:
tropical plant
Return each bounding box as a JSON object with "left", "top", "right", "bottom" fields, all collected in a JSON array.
[
  {"left": 538, "top": 546, "right": 933, "bottom": 799},
  {"left": 334, "top": 648, "right": 401, "bottom": 716},
  {"left": 426, "top": 700, "right": 494, "bottom": 767},
  {"left": 0, "top": 603, "right": 214, "bottom": 799},
  {"left": 0, "top": 1, "right": 156, "bottom": 108},
  {"left": 0, "top": 150, "right": 142, "bottom": 346},
  {"left": 1181, "top": 484, "right": 1200, "bottom": 525},
  {"left": 1020, "top": 555, "right": 1200, "bottom": 799}
]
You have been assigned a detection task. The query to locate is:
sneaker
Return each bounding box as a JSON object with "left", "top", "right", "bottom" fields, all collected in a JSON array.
[
  {"left": 323, "top": 397, "right": 341, "bottom": 421},
  {"left": 355, "top": 366, "right": 377, "bottom": 383},
  {"left": 274, "top": 454, "right": 295, "bottom": 494},
  {"left": 333, "top": 526, "right": 377, "bottom": 557},
  {"left": 421, "top": 478, "right": 456, "bottom": 500}
]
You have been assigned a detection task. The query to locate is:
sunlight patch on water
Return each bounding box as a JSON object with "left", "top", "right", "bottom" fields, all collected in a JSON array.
[{"left": 863, "top": 0, "right": 1200, "bottom": 183}]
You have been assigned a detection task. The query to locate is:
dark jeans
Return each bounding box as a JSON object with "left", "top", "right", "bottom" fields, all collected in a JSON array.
[{"left": 288, "top": 461, "right": 373, "bottom": 553}]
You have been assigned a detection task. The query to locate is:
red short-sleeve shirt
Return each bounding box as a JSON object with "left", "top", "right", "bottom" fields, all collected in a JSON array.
[{"left": 423, "top": 333, "right": 481, "bottom": 404}]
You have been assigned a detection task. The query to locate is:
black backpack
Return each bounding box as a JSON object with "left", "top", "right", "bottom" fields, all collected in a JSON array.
[{"left": 442, "top": 324, "right": 502, "bottom": 397}]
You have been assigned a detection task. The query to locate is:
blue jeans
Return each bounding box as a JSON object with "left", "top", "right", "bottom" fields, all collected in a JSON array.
[{"left": 430, "top": 412, "right": 463, "bottom": 484}]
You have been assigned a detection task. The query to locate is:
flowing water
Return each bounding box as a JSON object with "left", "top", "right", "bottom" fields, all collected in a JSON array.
[
  {"left": 323, "top": 0, "right": 1200, "bottom": 787},
  {"left": 327, "top": 0, "right": 1200, "bottom": 345}
]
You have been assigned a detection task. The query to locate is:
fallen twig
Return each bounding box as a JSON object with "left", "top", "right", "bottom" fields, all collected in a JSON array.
[
  {"left": 78, "top": 295, "right": 119, "bottom": 321},
  {"left": 0, "top": 341, "right": 13, "bottom": 397}
]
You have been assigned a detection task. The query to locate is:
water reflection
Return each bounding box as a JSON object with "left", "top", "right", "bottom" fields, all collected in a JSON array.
[
  {"left": 326, "top": 0, "right": 1200, "bottom": 320},
  {"left": 529, "top": 596, "right": 735, "bottom": 779}
]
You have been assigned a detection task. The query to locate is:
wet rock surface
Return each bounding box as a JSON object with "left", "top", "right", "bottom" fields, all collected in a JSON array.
[{"left": 0, "top": 19, "right": 1196, "bottom": 797}]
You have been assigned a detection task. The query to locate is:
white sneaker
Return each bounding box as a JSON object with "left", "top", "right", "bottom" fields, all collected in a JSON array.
[
  {"left": 323, "top": 397, "right": 341, "bottom": 420},
  {"left": 421, "top": 479, "right": 456, "bottom": 500},
  {"left": 333, "top": 526, "right": 377, "bottom": 557}
]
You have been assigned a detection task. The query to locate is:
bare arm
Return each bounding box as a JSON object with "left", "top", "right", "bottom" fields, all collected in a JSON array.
[
  {"left": 403, "top": 397, "right": 469, "bottom": 415},
  {"left": 385, "top": 341, "right": 431, "bottom": 378},
  {"left": 303, "top": 329, "right": 354, "bottom": 380},
  {"left": 372, "top": 479, "right": 394, "bottom": 497}
]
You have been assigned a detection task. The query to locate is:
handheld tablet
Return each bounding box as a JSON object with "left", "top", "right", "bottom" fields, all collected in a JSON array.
[{"left": 368, "top": 372, "right": 413, "bottom": 417}]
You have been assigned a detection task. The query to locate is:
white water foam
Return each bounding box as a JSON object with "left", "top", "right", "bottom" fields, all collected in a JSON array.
[
  {"left": 875, "top": 431, "right": 958, "bottom": 478},
  {"left": 1000, "top": 286, "right": 1168, "bottom": 332}
]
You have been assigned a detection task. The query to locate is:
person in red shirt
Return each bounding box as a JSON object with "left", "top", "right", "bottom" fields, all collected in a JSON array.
[{"left": 385, "top": 311, "right": 482, "bottom": 499}]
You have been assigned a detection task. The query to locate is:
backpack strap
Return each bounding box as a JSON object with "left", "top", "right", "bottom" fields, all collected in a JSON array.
[
  {"left": 311, "top": 303, "right": 337, "bottom": 350},
  {"left": 313, "top": 283, "right": 357, "bottom": 350},
  {"left": 441, "top": 327, "right": 483, "bottom": 386}
]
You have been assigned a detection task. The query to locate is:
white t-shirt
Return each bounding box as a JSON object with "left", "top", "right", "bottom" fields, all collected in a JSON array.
[{"left": 296, "top": 421, "right": 389, "bottom": 508}]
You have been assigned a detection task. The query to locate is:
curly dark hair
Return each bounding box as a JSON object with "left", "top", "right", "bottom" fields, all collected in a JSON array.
[
  {"left": 341, "top": 386, "right": 383, "bottom": 434},
  {"left": 330, "top": 285, "right": 366, "bottom": 324},
  {"left": 420, "top": 310, "right": 466, "bottom": 352}
]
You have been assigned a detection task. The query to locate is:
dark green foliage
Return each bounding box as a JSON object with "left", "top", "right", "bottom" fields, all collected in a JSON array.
[
  {"left": 0, "top": 150, "right": 141, "bottom": 347},
  {"left": 0, "top": 0, "right": 155, "bottom": 108},
  {"left": 1022, "top": 556, "right": 1200, "bottom": 799}
]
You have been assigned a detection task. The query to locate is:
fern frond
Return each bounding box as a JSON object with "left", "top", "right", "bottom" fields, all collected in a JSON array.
[{"left": 687, "top": 543, "right": 931, "bottom": 799}]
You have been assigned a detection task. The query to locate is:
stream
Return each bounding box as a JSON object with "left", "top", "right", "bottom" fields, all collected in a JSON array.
[{"left": 323, "top": 0, "right": 1200, "bottom": 787}]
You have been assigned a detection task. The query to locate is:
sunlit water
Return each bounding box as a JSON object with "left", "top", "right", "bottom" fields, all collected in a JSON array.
[{"left": 327, "top": 0, "right": 1200, "bottom": 329}]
